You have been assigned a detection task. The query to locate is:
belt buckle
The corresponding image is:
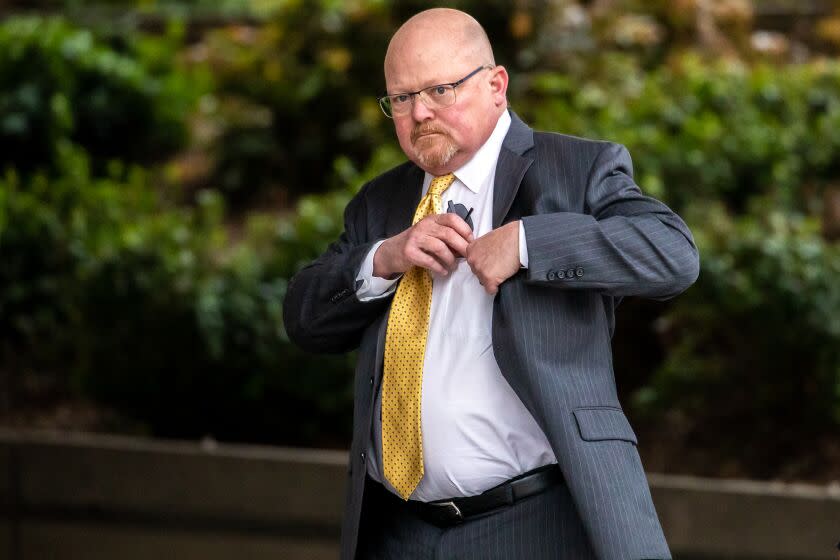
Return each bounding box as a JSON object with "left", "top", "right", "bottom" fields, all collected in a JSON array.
[{"left": 430, "top": 500, "right": 463, "bottom": 523}]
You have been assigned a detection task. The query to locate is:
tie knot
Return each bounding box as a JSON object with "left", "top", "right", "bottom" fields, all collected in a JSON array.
[{"left": 428, "top": 173, "right": 456, "bottom": 197}]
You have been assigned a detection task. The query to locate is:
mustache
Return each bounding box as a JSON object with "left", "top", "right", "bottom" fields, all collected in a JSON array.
[{"left": 411, "top": 123, "right": 448, "bottom": 144}]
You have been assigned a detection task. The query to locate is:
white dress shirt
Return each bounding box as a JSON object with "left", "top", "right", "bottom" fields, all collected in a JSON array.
[{"left": 356, "top": 110, "right": 557, "bottom": 501}]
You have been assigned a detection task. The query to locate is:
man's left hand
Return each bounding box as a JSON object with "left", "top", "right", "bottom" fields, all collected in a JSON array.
[{"left": 466, "top": 220, "right": 521, "bottom": 295}]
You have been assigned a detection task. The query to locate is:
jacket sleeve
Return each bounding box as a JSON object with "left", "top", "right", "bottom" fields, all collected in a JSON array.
[
  {"left": 282, "top": 182, "right": 393, "bottom": 354},
  {"left": 521, "top": 142, "right": 699, "bottom": 300}
]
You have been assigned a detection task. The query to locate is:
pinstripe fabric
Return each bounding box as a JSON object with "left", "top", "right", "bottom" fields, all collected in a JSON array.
[{"left": 282, "top": 111, "right": 699, "bottom": 560}]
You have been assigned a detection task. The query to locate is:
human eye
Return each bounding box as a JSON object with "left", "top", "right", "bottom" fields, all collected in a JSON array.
[
  {"left": 393, "top": 94, "right": 411, "bottom": 104},
  {"left": 430, "top": 85, "right": 450, "bottom": 97}
]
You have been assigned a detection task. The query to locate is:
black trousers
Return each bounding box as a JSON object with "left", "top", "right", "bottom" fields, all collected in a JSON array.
[{"left": 356, "top": 476, "right": 597, "bottom": 560}]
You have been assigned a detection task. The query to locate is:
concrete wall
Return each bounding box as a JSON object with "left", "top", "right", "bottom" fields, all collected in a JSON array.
[
  {"left": 0, "top": 429, "right": 838, "bottom": 560},
  {"left": 0, "top": 430, "right": 345, "bottom": 560}
]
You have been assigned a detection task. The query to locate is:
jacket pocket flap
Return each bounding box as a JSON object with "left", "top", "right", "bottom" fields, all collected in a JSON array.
[{"left": 573, "top": 407, "right": 638, "bottom": 445}]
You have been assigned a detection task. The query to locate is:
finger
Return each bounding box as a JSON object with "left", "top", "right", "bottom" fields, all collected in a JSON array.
[
  {"left": 420, "top": 236, "right": 457, "bottom": 270},
  {"left": 406, "top": 245, "right": 449, "bottom": 276},
  {"left": 406, "top": 227, "right": 457, "bottom": 273},
  {"left": 435, "top": 213, "right": 475, "bottom": 242},
  {"left": 435, "top": 225, "right": 470, "bottom": 257},
  {"left": 466, "top": 249, "right": 481, "bottom": 269},
  {"left": 466, "top": 258, "right": 479, "bottom": 276},
  {"left": 481, "top": 276, "right": 498, "bottom": 294},
  {"left": 464, "top": 240, "right": 476, "bottom": 261}
]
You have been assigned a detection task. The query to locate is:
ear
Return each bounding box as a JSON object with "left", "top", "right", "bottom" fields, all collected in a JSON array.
[{"left": 488, "top": 65, "right": 509, "bottom": 107}]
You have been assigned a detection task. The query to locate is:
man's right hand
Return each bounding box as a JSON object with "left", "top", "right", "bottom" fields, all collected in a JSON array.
[{"left": 373, "top": 213, "right": 474, "bottom": 279}]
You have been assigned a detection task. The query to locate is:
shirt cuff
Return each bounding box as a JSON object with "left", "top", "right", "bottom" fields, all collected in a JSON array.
[
  {"left": 518, "top": 220, "right": 529, "bottom": 268},
  {"left": 356, "top": 240, "right": 401, "bottom": 301}
]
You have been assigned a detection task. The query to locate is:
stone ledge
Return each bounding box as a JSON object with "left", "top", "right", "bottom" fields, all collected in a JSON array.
[
  {"left": 1, "top": 429, "right": 839, "bottom": 560},
  {"left": 649, "top": 473, "right": 840, "bottom": 559},
  {"left": 0, "top": 428, "right": 347, "bottom": 527}
]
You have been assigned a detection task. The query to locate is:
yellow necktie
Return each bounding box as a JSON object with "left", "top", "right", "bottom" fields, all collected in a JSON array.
[{"left": 382, "top": 172, "right": 456, "bottom": 500}]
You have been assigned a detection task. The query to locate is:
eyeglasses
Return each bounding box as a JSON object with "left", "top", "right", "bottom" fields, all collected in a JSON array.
[{"left": 378, "top": 65, "right": 493, "bottom": 118}]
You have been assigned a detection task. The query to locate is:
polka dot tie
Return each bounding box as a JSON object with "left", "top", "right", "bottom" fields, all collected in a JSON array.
[{"left": 382, "top": 172, "right": 456, "bottom": 500}]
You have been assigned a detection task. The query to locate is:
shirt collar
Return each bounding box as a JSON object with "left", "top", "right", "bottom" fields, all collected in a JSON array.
[{"left": 453, "top": 110, "right": 511, "bottom": 194}]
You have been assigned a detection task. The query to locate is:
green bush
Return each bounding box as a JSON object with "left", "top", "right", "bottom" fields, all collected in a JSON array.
[
  {"left": 520, "top": 54, "right": 840, "bottom": 215},
  {"left": 194, "top": 2, "right": 395, "bottom": 208},
  {"left": 0, "top": 143, "right": 359, "bottom": 444},
  {"left": 1, "top": 144, "right": 210, "bottom": 406},
  {"left": 0, "top": 16, "right": 201, "bottom": 177}
]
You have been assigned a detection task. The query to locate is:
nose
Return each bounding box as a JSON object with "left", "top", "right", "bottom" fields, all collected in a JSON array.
[{"left": 410, "top": 93, "right": 435, "bottom": 121}]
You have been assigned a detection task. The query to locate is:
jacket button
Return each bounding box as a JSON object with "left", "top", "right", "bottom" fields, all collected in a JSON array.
[
  {"left": 369, "top": 376, "right": 374, "bottom": 387},
  {"left": 360, "top": 452, "right": 366, "bottom": 461},
  {"left": 566, "top": 268, "right": 576, "bottom": 279},
  {"left": 576, "top": 267, "right": 584, "bottom": 277},
  {"left": 547, "top": 270, "right": 555, "bottom": 280},
  {"left": 557, "top": 269, "right": 566, "bottom": 279}
]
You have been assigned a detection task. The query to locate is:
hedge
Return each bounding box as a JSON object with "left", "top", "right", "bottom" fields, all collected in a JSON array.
[{"left": 0, "top": 16, "right": 202, "bottom": 177}]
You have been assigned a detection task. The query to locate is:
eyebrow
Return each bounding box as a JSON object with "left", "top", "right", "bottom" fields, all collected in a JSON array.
[
  {"left": 386, "top": 71, "right": 467, "bottom": 96},
  {"left": 386, "top": 80, "right": 434, "bottom": 95},
  {"left": 385, "top": 64, "right": 488, "bottom": 95}
]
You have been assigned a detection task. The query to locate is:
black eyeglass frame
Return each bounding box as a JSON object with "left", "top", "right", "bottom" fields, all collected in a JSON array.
[{"left": 377, "top": 65, "right": 493, "bottom": 118}]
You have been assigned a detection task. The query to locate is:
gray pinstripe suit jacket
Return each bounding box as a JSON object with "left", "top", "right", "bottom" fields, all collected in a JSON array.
[{"left": 283, "top": 112, "right": 699, "bottom": 559}]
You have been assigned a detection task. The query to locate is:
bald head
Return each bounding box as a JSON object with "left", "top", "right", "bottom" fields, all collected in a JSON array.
[
  {"left": 385, "top": 8, "right": 495, "bottom": 85},
  {"left": 382, "top": 8, "right": 509, "bottom": 175}
]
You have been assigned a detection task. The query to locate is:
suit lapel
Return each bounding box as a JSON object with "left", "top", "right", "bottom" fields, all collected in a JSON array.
[{"left": 492, "top": 112, "right": 535, "bottom": 228}]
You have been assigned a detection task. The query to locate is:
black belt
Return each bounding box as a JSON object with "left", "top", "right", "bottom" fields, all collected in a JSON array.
[{"left": 371, "top": 464, "right": 564, "bottom": 527}]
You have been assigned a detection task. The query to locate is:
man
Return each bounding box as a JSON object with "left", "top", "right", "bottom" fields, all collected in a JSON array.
[{"left": 283, "top": 8, "right": 698, "bottom": 559}]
